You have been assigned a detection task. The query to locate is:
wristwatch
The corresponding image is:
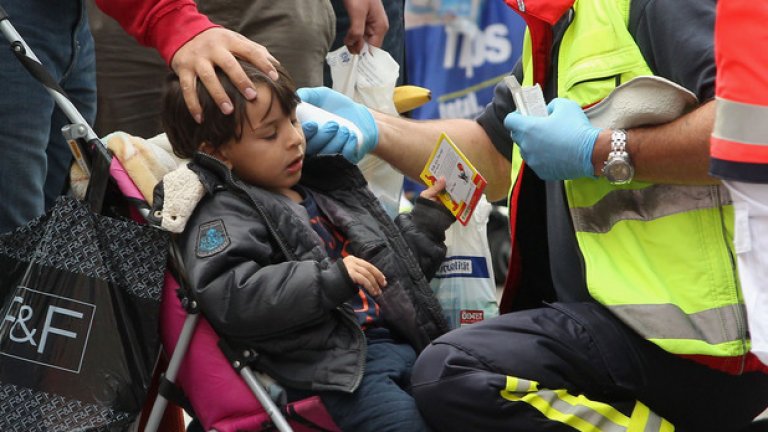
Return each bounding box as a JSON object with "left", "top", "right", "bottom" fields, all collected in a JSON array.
[{"left": 602, "top": 129, "right": 634, "bottom": 185}]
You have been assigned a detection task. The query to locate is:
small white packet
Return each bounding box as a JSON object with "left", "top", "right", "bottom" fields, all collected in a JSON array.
[
  {"left": 504, "top": 76, "right": 548, "bottom": 117},
  {"left": 326, "top": 44, "right": 400, "bottom": 116}
]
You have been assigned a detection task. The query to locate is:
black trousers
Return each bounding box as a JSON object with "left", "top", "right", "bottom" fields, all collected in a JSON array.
[{"left": 411, "top": 302, "right": 768, "bottom": 432}]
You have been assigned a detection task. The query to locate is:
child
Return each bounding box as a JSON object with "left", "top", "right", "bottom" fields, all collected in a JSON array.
[{"left": 160, "top": 60, "right": 454, "bottom": 432}]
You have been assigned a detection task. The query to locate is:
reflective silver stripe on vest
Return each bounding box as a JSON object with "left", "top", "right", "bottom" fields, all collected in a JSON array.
[
  {"left": 505, "top": 378, "right": 670, "bottom": 431},
  {"left": 508, "top": 377, "right": 536, "bottom": 392},
  {"left": 534, "top": 390, "right": 627, "bottom": 432},
  {"left": 609, "top": 303, "right": 746, "bottom": 344},
  {"left": 570, "top": 184, "right": 731, "bottom": 234},
  {"left": 714, "top": 97, "right": 768, "bottom": 145},
  {"left": 643, "top": 411, "right": 663, "bottom": 432}
]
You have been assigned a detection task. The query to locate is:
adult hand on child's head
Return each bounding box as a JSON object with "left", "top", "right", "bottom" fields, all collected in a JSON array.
[
  {"left": 503, "top": 97, "right": 600, "bottom": 181},
  {"left": 171, "top": 27, "right": 279, "bottom": 123},
  {"left": 297, "top": 87, "right": 378, "bottom": 163},
  {"left": 342, "top": 255, "right": 387, "bottom": 297},
  {"left": 420, "top": 177, "right": 447, "bottom": 202},
  {"left": 342, "top": 0, "right": 389, "bottom": 53}
]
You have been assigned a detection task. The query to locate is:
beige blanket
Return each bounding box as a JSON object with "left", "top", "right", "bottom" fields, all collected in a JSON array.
[{"left": 70, "top": 132, "right": 203, "bottom": 232}]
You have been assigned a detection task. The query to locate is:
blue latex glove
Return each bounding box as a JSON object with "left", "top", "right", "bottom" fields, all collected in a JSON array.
[
  {"left": 297, "top": 87, "right": 378, "bottom": 164},
  {"left": 503, "top": 97, "right": 600, "bottom": 181},
  {"left": 301, "top": 121, "right": 357, "bottom": 157}
]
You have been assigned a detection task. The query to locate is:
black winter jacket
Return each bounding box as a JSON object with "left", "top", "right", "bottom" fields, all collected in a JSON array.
[{"left": 167, "top": 153, "right": 452, "bottom": 393}]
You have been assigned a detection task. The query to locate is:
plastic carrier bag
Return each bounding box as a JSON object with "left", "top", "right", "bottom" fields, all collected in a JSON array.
[
  {"left": 0, "top": 195, "right": 168, "bottom": 431},
  {"left": 726, "top": 182, "right": 768, "bottom": 365},
  {"left": 430, "top": 196, "right": 499, "bottom": 329},
  {"left": 326, "top": 44, "right": 404, "bottom": 219}
]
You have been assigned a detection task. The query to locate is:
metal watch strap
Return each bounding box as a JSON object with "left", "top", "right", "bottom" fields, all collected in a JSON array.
[
  {"left": 602, "top": 128, "right": 634, "bottom": 185},
  {"left": 610, "top": 129, "right": 628, "bottom": 157}
]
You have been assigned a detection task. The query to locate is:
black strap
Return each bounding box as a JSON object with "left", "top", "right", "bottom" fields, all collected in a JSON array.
[
  {"left": 157, "top": 373, "right": 190, "bottom": 408},
  {"left": 217, "top": 338, "right": 254, "bottom": 371},
  {"left": 9, "top": 41, "right": 68, "bottom": 97},
  {"left": 84, "top": 141, "right": 111, "bottom": 213},
  {"left": 169, "top": 240, "right": 200, "bottom": 314}
]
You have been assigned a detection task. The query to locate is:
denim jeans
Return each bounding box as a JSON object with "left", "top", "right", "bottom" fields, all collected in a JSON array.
[
  {"left": 321, "top": 341, "right": 430, "bottom": 432},
  {"left": 284, "top": 340, "right": 430, "bottom": 432},
  {"left": 0, "top": 0, "right": 96, "bottom": 234}
]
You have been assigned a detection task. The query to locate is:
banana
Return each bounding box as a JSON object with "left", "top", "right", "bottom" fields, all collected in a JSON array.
[{"left": 393, "top": 85, "right": 432, "bottom": 114}]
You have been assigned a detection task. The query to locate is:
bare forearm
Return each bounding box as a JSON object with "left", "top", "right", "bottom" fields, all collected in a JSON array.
[
  {"left": 372, "top": 112, "right": 512, "bottom": 200},
  {"left": 591, "top": 100, "right": 718, "bottom": 184}
]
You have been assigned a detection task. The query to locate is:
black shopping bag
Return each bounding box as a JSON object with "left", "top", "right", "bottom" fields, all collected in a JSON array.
[{"left": 0, "top": 196, "right": 168, "bottom": 431}]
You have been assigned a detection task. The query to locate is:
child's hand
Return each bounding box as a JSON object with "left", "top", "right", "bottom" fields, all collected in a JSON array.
[
  {"left": 343, "top": 255, "right": 387, "bottom": 297},
  {"left": 420, "top": 177, "right": 447, "bottom": 202}
]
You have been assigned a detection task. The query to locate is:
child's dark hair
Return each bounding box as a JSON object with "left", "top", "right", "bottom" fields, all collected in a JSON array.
[{"left": 162, "top": 60, "right": 300, "bottom": 159}]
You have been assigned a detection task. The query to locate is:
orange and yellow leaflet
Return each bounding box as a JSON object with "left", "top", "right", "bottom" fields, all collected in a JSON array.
[{"left": 420, "top": 133, "right": 487, "bottom": 225}]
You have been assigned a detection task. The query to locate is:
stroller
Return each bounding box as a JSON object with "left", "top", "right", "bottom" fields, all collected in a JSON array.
[{"left": 0, "top": 7, "right": 339, "bottom": 432}]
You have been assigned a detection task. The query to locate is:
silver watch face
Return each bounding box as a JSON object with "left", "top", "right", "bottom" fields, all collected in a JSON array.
[{"left": 603, "top": 158, "right": 634, "bottom": 184}]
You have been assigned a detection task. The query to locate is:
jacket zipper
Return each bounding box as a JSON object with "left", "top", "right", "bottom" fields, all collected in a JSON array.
[
  {"left": 714, "top": 184, "right": 746, "bottom": 374},
  {"left": 357, "top": 186, "right": 450, "bottom": 334},
  {"left": 340, "top": 304, "right": 367, "bottom": 391}
]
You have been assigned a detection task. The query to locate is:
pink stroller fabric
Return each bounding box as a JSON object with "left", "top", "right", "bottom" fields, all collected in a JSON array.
[{"left": 159, "top": 276, "right": 340, "bottom": 431}]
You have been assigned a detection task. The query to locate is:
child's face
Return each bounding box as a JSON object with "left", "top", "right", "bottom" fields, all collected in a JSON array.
[{"left": 210, "top": 85, "right": 306, "bottom": 195}]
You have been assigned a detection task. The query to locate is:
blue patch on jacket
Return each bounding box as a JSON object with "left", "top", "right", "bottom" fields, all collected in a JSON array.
[{"left": 196, "top": 220, "right": 230, "bottom": 257}]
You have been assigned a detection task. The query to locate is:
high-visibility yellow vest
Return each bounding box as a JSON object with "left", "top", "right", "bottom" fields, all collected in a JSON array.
[{"left": 512, "top": 0, "right": 746, "bottom": 364}]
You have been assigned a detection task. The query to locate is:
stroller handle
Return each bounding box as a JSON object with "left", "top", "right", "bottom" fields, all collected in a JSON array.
[
  {"left": 1, "top": 3, "right": 111, "bottom": 207},
  {"left": 0, "top": 5, "right": 99, "bottom": 144}
]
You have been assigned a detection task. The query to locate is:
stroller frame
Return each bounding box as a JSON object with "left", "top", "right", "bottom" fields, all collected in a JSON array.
[
  {"left": 145, "top": 255, "right": 292, "bottom": 432},
  {"left": 0, "top": 6, "right": 294, "bottom": 431}
]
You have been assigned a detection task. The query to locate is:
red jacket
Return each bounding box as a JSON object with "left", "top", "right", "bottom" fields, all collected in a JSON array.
[
  {"left": 95, "top": 0, "right": 219, "bottom": 64},
  {"left": 710, "top": 0, "right": 768, "bottom": 182}
]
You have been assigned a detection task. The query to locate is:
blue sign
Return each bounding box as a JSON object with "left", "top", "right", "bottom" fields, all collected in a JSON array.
[{"left": 405, "top": 0, "right": 526, "bottom": 120}]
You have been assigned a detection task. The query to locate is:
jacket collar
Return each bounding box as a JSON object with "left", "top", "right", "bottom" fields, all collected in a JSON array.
[
  {"left": 190, "top": 152, "right": 230, "bottom": 194},
  {"left": 503, "top": 0, "right": 574, "bottom": 86},
  {"left": 190, "top": 151, "right": 369, "bottom": 194},
  {"left": 503, "top": 0, "right": 574, "bottom": 25}
]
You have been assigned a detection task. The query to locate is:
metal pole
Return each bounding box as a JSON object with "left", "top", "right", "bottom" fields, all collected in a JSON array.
[
  {"left": 241, "top": 366, "right": 293, "bottom": 432},
  {"left": 144, "top": 313, "right": 200, "bottom": 432}
]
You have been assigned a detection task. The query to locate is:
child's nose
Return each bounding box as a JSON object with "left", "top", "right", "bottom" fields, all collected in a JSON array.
[{"left": 287, "top": 123, "right": 304, "bottom": 148}]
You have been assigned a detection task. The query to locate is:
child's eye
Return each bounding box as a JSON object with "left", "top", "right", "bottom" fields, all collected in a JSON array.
[{"left": 264, "top": 132, "right": 278, "bottom": 140}]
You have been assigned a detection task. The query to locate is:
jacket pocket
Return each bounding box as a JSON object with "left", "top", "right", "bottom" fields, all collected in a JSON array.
[{"left": 558, "top": 18, "right": 649, "bottom": 100}]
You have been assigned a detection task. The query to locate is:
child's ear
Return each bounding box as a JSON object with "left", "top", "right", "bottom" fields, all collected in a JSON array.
[{"left": 199, "top": 142, "right": 233, "bottom": 169}]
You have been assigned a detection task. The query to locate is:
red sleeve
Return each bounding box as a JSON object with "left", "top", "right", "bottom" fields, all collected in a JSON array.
[
  {"left": 95, "top": 0, "right": 219, "bottom": 64},
  {"left": 710, "top": 0, "right": 768, "bottom": 181}
]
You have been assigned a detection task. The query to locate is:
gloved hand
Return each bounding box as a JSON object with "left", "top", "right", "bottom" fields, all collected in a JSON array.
[
  {"left": 297, "top": 87, "right": 378, "bottom": 163},
  {"left": 301, "top": 121, "right": 358, "bottom": 159},
  {"left": 503, "top": 97, "right": 600, "bottom": 181}
]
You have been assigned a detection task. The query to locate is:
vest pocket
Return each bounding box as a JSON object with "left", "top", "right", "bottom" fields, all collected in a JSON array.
[
  {"left": 561, "top": 45, "right": 647, "bottom": 102},
  {"left": 558, "top": 21, "right": 648, "bottom": 102}
]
